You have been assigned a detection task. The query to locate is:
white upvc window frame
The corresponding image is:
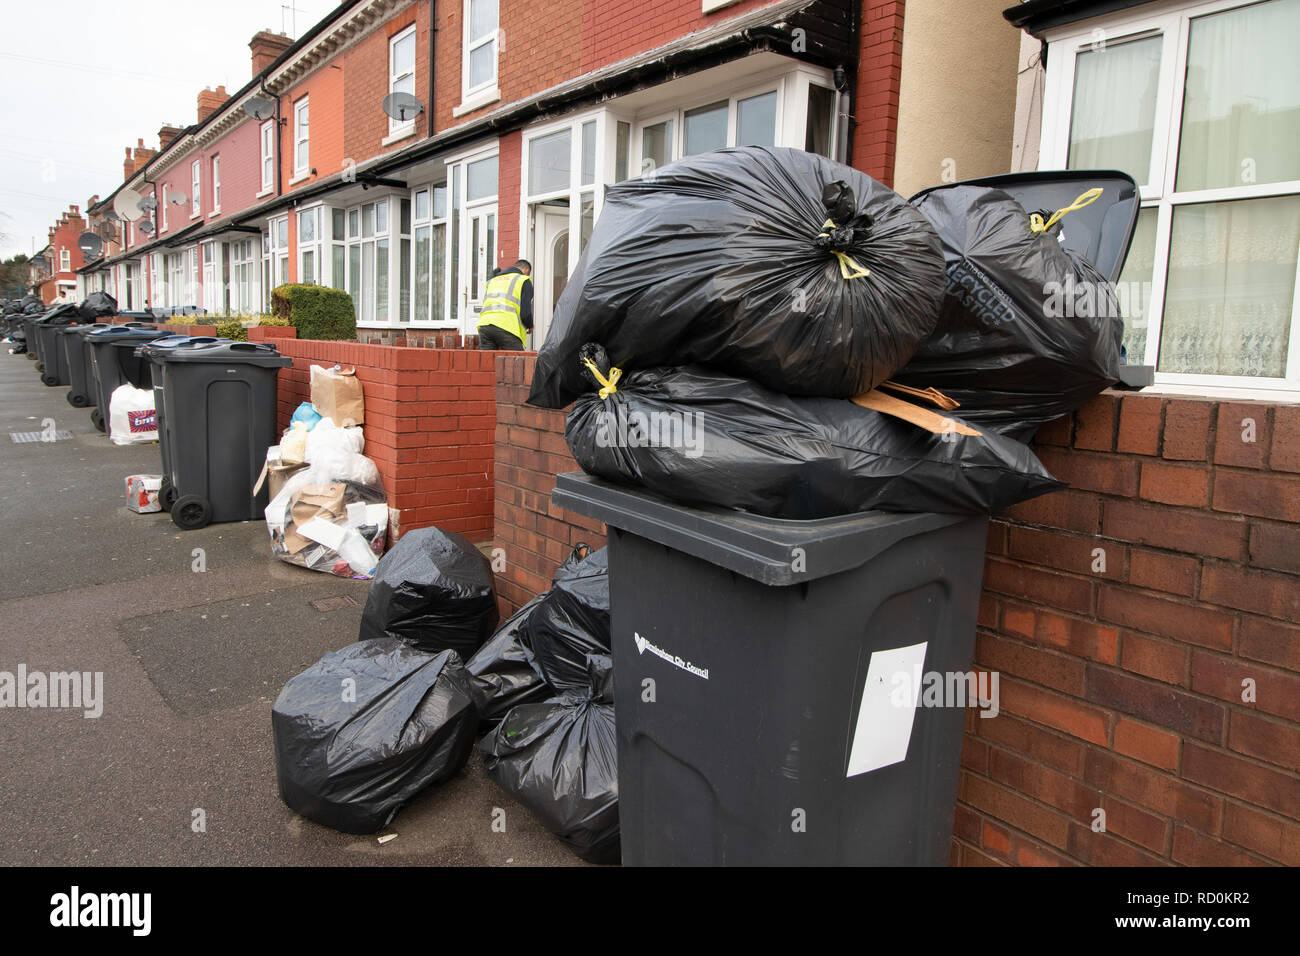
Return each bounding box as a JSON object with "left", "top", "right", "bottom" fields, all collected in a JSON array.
[
  {"left": 626, "top": 66, "right": 834, "bottom": 175},
  {"left": 211, "top": 155, "right": 221, "bottom": 213},
  {"left": 293, "top": 96, "right": 310, "bottom": 177},
  {"left": 265, "top": 215, "right": 291, "bottom": 300},
  {"left": 387, "top": 24, "right": 418, "bottom": 140},
  {"left": 344, "top": 194, "right": 405, "bottom": 327},
  {"left": 160, "top": 187, "right": 169, "bottom": 233},
  {"left": 260, "top": 120, "right": 275, "bottom": 193},
  {"left": 519, "top": 109, "right": 606, "bottom": 285},
  {"left": 191, "top": 160, "right": 202, "bottom": 218},
  {"left": 201, "top": 240, "right": 222, "bottom": 314},
  {"left": 231, "top": 238, "right": 260, "bottom": 315},
  {"left": 1039, "top": 0, "right": 1300, "bottom": 396},
  {"left": 442, "top": 141, "right": 499, "bottom": 334},
  {"left": 456, "top": 0, "right": 500, "bottom": 115},
  {"left": 59, "top": 248, "right": 70, "bottom": 271},
  {"left": 297, "top": 204, "right": 327, "bottom": 287},
  {"left": 409, "top": 182, "right": 452, "bottom": 326}
]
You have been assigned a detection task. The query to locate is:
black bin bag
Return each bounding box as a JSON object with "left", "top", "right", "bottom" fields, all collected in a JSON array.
[
  {"left": 892, "top": 184, "right": 1123, "bottom": 436},
  {"left": 359, "top": 527, "right": 499, "bottom": 658},
  {"left": 272, "top": 639, "right": 478, "bottom": 834},
  {"left": 78, "top": 291, "right": 118, "bottom": 321},
  {"left": 566, "top": 346, "right": 1062, "bottom": 519},
  {"left": 528, "top": 146, "right": 946, "bottom": 408},
  {"left": 519, "top": 545, "right": 610, "bottom": 692},
  {"left": 465, "top": 593, "right": 548, "bottom": 726},
  {"left": 480, "top": 655, "right": 619, "bottom": 864}
]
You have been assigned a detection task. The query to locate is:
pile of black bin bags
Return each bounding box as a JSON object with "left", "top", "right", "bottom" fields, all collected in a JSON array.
[
  {"left": 273, "top": 529, "right": 617, "bottom": 863},
  {"left": 533, "top": 146, "right": 1129, "bottom": 519}
]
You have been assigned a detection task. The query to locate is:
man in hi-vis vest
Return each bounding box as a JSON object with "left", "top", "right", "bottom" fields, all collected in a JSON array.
[{"left": 477, "top": 259, "right": 533, "bottom": 350}]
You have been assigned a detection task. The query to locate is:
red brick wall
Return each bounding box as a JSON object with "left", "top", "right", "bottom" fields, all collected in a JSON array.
[
  {"left": 275, "top": 339, "right": 499, "bottom": 543},
  {"left": 280, "top": 58, "right": 346, "bottom": 194},
  {"left": 854, "top": 0, "right": 905, "bottom": 185},
  {"left": 963, "top": 392, "right": 1299, "bottom": 867},
  {"left": 491, "top": 372, "right": 1300, "bottom": 866},
  {"left": 492, "top": 353, "right": 606, "bottom": 614}
]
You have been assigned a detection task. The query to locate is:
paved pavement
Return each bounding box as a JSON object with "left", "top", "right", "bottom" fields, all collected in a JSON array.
[{"left": 0, "top": 345, "right": 582, "bottom": 866}]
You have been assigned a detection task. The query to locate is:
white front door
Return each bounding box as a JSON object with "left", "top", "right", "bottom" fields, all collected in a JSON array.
[
  {"left": 530, "top": 206, "right": 570, "bottom": 349},
  {"left": 462, "top": 206, "right": 497, "bottom": 332}
]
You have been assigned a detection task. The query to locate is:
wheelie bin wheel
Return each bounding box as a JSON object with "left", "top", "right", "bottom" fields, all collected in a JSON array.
[
  {"left": 171, "top": 495, "right": 212, "bottom": 530},
  {"left": 90, "top": 407, "right": 105, "bottom": 432},
  {"left": 67, "top": 392, "right": 89, "bottom": 408},
  {"left": 159, "top": 477, "right": 179, "bottom": 513},
  {"left": 41, "top": 373, "right": 59, "bottom": 387}
]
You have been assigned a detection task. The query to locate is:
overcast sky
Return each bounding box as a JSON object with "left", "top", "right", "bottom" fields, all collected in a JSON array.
[{"left": 0, "top": 0, "right": 339, "bottom": 261}]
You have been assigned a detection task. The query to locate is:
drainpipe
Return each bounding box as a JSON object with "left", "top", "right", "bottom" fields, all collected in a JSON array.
[{"left": 427, "top": 0, "right": 437, "bottom": 139}]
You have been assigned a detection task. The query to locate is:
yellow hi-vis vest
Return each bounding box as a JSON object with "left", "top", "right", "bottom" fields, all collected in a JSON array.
[{"left": 477, "top": 272, "right": 530, "bottom": 343}]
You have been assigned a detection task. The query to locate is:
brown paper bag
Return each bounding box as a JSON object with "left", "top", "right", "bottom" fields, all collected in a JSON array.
[{"left": 310, "top": 365, "right": 365, "bottom": 427}]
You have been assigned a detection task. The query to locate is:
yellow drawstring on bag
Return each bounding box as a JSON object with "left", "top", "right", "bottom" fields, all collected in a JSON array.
[
  {"left": 1029, "top": 187, "right": 1103, "bottom": 235},
  {"left": 581, "top": 357, "right": 622, "bottom": 399},
  {"left": 817, "top": 219, "right": 871, "bottom": 280}
]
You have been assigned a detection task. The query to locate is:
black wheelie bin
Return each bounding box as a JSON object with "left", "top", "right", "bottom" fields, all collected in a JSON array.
[
  {"left": 152, "top": 340, "right": 290, "bottom": 530},
  {"left": 549, "top": 169, "right": 1140, "bottom": 866},
  {"left": 86, "top": 326, "right": 169, "bottom": 432},
  {"left": 135, "top": 335, "right": 227, "bottom": 511}
]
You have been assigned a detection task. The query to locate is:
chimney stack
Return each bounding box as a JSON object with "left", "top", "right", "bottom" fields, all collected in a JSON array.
[
  {"left": 249, "top": 30, "right": 292, "bottom": 76},
  {"left": 158, "top": 124, "right": 184, "bottom": 151},
  {"left": 197, "top": 85, "right": 228, "bottom": 123}
]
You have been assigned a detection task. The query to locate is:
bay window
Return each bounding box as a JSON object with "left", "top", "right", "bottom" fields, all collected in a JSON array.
[
  {"left": 1041, "top": 0, "right": 1300, "bottom": 392},
  {"left": 231, "top": 239, "right": 259, "bottom": 314},
  {"left": 264, "top": 215, "right": 290, "bottom": 299}
]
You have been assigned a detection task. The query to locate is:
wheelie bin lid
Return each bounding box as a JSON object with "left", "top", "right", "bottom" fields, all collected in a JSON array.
[
  {"left": 86, "top": 325, "right": 170, "bottom": 343},
  {"left": 156, "top": 339, "right": 291, "bottom": 367},
  {"left": 135, "top": 335, "right": 228, "bottom": 361},
  {"left": 909, "top": 169, "right": 1140, "bottom": 284},
  {"left": 552, "top": 471, "right": 969, "bottom": 587}
]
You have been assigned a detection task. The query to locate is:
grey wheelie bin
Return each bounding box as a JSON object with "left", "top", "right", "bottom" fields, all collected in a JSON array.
[
  {"left": 153, "top": 340, "right": 290, "bottom": 530},
  {"left": 554, "top": 472, "right": 990, "bottom": 866},
  {"left": 86, "top": 326, "right": 168, "bottom": 432},
  {"left": 59, "top": 323, "right": 114, "bottom": 406},
  {"left": 32, "top": 305, "right": 81, "bottom": 385},
  {"left": 135, "top": 335, "right": 227, "bottom": 511},
  {"left": 63, "top": 321, "right": 154, "bottom": 408}
]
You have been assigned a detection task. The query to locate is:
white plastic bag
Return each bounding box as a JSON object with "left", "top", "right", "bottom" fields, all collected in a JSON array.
[{"left": 109, "top": 384, "right": 158, "bottom": 445}]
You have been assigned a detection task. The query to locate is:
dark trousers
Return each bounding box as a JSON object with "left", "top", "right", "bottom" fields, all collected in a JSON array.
[{"left": 478, "top": 324, "right": 525, "bottom": 350}]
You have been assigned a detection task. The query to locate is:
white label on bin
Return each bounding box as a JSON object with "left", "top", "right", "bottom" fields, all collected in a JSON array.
[{"left": 846, "top": 641, "right": 928, "bottom": 777}]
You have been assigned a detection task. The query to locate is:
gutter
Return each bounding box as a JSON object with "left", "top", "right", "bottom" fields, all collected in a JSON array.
[{"left": 1003, "top": 0, "right": 1156, "bottom": 36}]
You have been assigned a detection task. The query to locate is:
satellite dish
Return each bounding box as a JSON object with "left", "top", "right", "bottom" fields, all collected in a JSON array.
[
  {"left": 78, "top": 232, "right": 103, "bottom": 259},
  {"left": 113, "top": 188, "right": 144, "bottom": 222},
  {"left": 382, "top": 92, "right": 424, "bottom": 122},
  {"left": 138, "top": 195, "right": 158, "bottom": 212},
  {"left": 139, "top": 220, "right": 156, "bottom": 235},
  {"left": 104, "top": 209, "right": 120, "bottom": 222},
  {"left": 168, "top": 191, "right": 188, "bottom": 206},
  {"left": 242, "top": 95, "right": 276, "bottom": 121}
]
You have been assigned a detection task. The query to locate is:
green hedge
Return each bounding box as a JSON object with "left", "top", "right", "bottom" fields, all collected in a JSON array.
[{"left": 271, "top": 284, "right": 356, "bottom": 341}]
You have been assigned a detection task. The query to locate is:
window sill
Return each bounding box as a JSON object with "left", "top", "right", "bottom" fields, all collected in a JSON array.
[
  {"left": 288, "top": 171, "right": 311, "bottom": 186},
  {"left": 190, "top": 212, "right": 202, "bottom": 220},
  {"left": 256, "top": 186, "right": 274, "bottom": 199},
  {"left": 453, "top": 87, "right": 500, "bottom": 118},
  {"left": 382, "top": 126, "right": 417, "bottom": 147}
]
